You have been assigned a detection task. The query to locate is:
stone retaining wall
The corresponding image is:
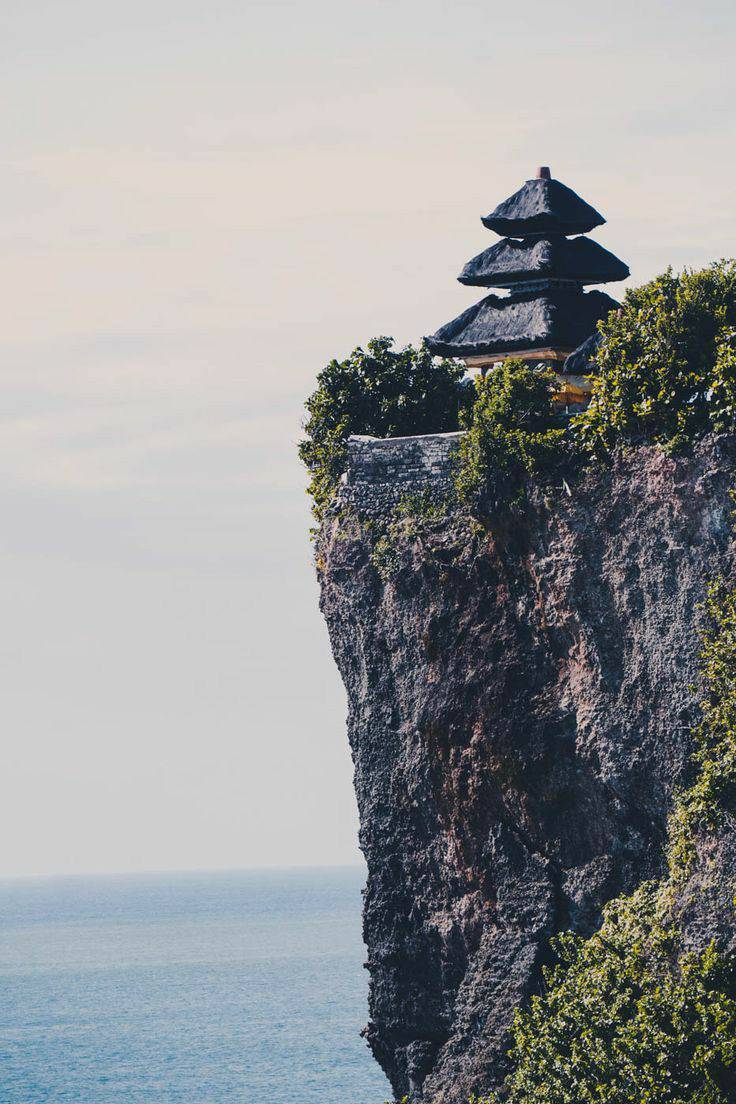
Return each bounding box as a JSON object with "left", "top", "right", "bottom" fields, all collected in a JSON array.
[{"left": 338, "top": 431, "right": 464, "bottom": 514}]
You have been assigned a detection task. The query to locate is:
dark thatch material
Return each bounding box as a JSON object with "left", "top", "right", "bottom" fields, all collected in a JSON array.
[
  {"left": 459, "top": 235, "right": 629, "bottom": 288},
  {"left": 563, "top": 331, "right": 603, "bottom": 374},
  {"left": 481, "top": 177, "right": 605, "bottom": 237},
  {"left": 425, "top": 289, "right": 618, "bottom": 359}
]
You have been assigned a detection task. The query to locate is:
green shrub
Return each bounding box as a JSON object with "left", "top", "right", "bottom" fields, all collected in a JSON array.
[
  {"left": 575, "top": 260, "right": 736, "bottom": 454},
  {"left": 299, "top": 337, "right": 472, "bottom": 517},
  {"left": 454, "top": 359, "right": 567, "bottom": 512},
  {"left": 370, "top": 533, "right": 402, "bottom": 580},
  {"left": 503, "top": 886, "right": 736, "bottom": 1104},
  {"left": 396, "top": 488, "right": 454, "bottom": 522}
]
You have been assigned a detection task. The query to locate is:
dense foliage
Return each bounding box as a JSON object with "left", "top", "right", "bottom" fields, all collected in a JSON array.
[
  {"left": 479, "top": 583, "right": 736, "bottom": 1104},
  {"left": 299, "top": 337, "right": 471, "bottom": 516},
  {"left": 575, "top": 261, "right": 736, "bottom": 453},
  {"left": 453, "top": 359, "right": 566, "bottom": 512}
]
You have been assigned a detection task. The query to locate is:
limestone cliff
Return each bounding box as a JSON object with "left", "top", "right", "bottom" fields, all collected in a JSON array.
[{"left": 316, "top": 433, "right": 736, "bottom": 1102}]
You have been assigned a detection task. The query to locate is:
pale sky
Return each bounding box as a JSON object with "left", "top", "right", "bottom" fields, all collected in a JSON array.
[{"left": 1, "top": 0, "right": 735, "bottom": 876}]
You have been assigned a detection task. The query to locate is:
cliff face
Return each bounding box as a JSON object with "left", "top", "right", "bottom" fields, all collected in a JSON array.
[{"left": 317, "top": 434, "right": 736, "bottom": 1103}]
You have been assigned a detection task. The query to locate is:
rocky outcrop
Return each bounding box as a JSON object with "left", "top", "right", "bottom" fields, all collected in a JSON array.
[{"left": 316, "top": 435, "right": 736, "bottom": 1102}]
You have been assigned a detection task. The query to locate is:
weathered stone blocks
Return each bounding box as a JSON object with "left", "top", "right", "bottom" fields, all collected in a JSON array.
[{"left": 341, "top": 431, "right": 464, "bottom": 514}]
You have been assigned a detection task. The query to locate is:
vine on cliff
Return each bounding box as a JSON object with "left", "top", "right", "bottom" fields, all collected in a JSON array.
[{"left": 668, "top": 583, "right": 736, "bottom": 877}]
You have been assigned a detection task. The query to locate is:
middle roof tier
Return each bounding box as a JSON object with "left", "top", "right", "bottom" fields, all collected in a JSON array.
[{"left": 459, "top": 234, "right": 630, "bottom": 289}]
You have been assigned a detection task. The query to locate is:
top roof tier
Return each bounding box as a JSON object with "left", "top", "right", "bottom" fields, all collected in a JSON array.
[{"left": 482, "top": 168, "right": 606, "bottom": 238}]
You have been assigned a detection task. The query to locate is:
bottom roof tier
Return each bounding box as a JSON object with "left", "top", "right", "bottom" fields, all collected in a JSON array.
[{"left": 426, "top": 288, "right": 618, "bottom": 359}]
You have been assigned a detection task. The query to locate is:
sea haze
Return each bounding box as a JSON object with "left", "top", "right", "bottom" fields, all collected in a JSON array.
[{"left": 0, "top": 866, "right": 390, "bottom": 1103}]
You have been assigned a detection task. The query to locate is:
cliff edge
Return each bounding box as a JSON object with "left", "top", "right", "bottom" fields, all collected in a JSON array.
[{"left": 317, "top": 433, "right": 736, "bottom": 1102}]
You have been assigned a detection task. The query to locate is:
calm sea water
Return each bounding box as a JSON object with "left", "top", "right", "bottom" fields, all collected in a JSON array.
[{"left": 0, "top": 866, "right": 391, "bottom": 1104}]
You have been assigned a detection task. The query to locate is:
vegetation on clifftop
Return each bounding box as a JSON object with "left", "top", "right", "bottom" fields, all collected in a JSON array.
[
  {"left": 299, "top": 337, "right": 472, "bottom": 517},
  {"left": 300, "top": 262, "right": 736, "bottom": 520},
  {"left": 576, "top": 260, "right": 736, "bottom": 454},
  {"left": 453, "top": 261, "right": 736, "bottom": 510},
  {"left": 453, "top": 359, "right": 566, "bottom": 512}
]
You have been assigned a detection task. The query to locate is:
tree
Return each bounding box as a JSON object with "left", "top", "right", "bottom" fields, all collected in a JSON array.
[
  {"left": 454, "top": 359, "right": 566, "bottom": 513},
  {"left": 299, "top": 337, "right": 472, "bottom": 517},
  {"left": 576, "top": 260, "right": 736, "bottom": 453}
]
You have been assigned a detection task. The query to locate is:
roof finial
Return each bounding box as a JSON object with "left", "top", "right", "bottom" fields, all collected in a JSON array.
[{"left": 536, "top": 166, "right": 551, "bottom": 180}]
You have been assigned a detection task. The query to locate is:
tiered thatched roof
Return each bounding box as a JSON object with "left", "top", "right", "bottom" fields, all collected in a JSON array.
[{"left": 426, "top": 168, "right": 627, "bottom": 362}]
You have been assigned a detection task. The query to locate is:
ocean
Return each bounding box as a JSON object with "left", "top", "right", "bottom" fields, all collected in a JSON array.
[{"left": 0, "top": 866, "right": 391, "bottom": 1104}]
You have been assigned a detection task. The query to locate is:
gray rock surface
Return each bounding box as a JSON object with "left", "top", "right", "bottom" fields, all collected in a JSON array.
[{"left": 316, "top": 435, "right": 736, "bottom": 1102}]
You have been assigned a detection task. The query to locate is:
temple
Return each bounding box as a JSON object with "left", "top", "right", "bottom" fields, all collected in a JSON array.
[{"left": 425, "top": 167, "right": 629, "bottom": 408}]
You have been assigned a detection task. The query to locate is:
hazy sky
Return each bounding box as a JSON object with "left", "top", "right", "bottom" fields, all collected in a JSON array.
[{"left": 1, "top": 0, "right": 735, "bottom": 876}]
